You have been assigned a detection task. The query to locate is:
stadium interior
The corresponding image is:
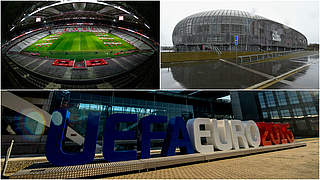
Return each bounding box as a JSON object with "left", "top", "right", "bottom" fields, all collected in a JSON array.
[{"left": 1, "top": 0, "right": 160, "bottom": 89}]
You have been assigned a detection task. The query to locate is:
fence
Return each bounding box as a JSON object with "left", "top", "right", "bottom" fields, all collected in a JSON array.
[{"left": 237, "top": 50, "right": 303, "bottom": 64}]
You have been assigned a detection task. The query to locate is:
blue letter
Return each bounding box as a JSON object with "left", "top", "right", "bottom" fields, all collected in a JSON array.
[
  {"left": 161, "top": 117, "right": 194, "bottom": 156},
  {"left": 46, "top": 109, "right": 100, "bottom": 166},
  {"left": 103, "top": 113, "right": 137, "bottom": 162},
  {"left": 139, "top": 115, "right": 166, "bottom": 159}
]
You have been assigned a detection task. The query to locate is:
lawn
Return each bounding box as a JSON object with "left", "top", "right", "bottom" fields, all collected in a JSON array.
[{"left": 24, "top": 32, "right": 137, "bottom": 61}]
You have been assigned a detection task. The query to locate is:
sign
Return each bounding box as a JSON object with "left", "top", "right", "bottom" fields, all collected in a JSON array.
[
  {"left": 46, "top": 109, "right": 295, "bottom": 166},
  {"left": 36, "top": 17, "right": 41, "bottom": 22},
  {"left": 234, "top": 35, "right": 238, "bottom": 46},
  {"left": 272, "top": 31, "right": 281, "bottom": 42},
  {"left": 119, "top": 16, "right": 124, "bottom": 21}
]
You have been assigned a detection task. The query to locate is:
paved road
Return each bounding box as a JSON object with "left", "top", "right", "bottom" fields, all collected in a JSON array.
[{"left": 105, "top": 139, "right": 319, "bottom": 179}]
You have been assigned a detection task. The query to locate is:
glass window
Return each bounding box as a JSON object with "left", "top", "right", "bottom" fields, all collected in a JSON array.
[
  {"left": 212, "top": 24, "right": 217, "bottom": 34},
  {"left": 265, "top": 92, "right": 276, "bottom": 107},
  {"left": 309, "top": 119, "right": 319, "bottom": 131},
  {"left": 295, "top": 120, "right": 307, "bottom": 130},
  {"left": 262, "top": 111, "right": 268, "bottom": 119},
  {"left": 305, "top": 106, "right": 318, "bottom": 115},
  {"left": 287, "top": 91, "right": 299, "bottom": 104},
  {"left": 217, "top": 16, "right": 222, "bottom": 24},
  {"left": 221, "top": 24, "right": 229, "bottom": 33},
  {"left": 216, "top": 24, "right": 221, "bottom": 33},
  {"left": 270, "top": 111, "right": 279, "bottom": 119},
  {"left": 258, "top": 93, "right": 266, "bottom": 108},
  {"left": 292, "top": 108, "right": 303, "bottom": 117},
  {"left": 300, "top": 91, "right": 313, "bottom": 103},
  {"left": 276, "top": 91, "right": 287, "bottom": 106},
  {"left": 280, "top": 109, "right": 291, "bottom": 118}
]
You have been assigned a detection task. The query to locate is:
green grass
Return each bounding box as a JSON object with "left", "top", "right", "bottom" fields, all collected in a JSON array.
[{"left": 24, "top": 32, "right": 137, "bottom": 61}]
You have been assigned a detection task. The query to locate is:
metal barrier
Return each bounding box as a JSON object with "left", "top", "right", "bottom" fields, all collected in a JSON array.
[{"left": 237, "top": 50, "right": 303, "bottom": 64}]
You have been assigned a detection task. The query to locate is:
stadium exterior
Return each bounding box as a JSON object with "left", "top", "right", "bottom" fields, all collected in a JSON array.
[{"left": 172, "top": 10, "right": 308, "bottom": 52}]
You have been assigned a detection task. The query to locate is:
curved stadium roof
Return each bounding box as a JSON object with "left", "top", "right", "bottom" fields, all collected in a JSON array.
[
  {"left": 11, "top": 0, "right": 151, "bottom": 31},
  {"left": 186, "top": 9, "right": 267, "bottom": 20}
]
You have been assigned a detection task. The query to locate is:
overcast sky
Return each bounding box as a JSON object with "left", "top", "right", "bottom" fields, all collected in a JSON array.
[{"left": 161, "top": 0, "right": 319, "bottom": 46}]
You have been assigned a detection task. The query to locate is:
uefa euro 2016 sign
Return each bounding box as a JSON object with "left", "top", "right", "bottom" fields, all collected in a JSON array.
[{"left": 46, "top": 109, "right": 294, "bottom": 166}]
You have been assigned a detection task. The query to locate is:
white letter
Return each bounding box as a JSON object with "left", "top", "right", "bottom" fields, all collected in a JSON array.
[
  {"left": 242, "top": 120, "right": 261, "bottom": 148},
  {"left": 187, "top": 118, "right": 214, "bottom": 153},
  {"left": 228, "top": 120, "right": 249, "bottom": 150},
  {"left": 208, "top": 119, "right": 232, "bottom": 151}
]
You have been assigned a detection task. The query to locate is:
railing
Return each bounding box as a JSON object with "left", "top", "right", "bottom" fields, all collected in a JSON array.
[
  {"left": 237, "top": 49, "right": 303, "bottom": 64},
  {"left": 214, "top": 47, "right": 222, "bottom": 55}
]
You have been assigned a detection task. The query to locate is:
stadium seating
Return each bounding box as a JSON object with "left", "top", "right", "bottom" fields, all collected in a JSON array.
[
  {"left": 4, "top": 25, "right": 156, "bottom": 89},
  {"left": 111, "top": 31, "right": 152, "bottom": 50},
  {"left": 9, "top": 32, "right": 49, "bottom": 52}
]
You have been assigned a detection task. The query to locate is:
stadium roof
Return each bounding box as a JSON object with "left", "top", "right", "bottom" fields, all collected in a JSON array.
[
  {"left": 187, "top": 9, "right": 267, "bottom": 20},
  {"left": 9, "top": 1, "right": 152, "bottom": 31}
]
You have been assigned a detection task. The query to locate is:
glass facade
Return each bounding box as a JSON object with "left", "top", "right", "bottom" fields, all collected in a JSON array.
[
  {"left": 276, "top": 91, "right": 287, "bottom": 106},
  {"left": 287, "top": 91, "right": 299, "bottom": 104},
  {"left": 66, "top": 92, "right": 194, "bottom": 141},
  {"left": 256, "top": 91, "right": 319, "bottom": 137},
  {"left": 258, "top": 93, "right": 266, "bottom": 108},
  {"left": 172, "top": 9, "right": 307, "bottom": 52},
  {"left": 280, "top": 109, "right": 290, "bottom": 119},
  {"left": 265, "top": 92, "right": 276, "bottom": 107}
]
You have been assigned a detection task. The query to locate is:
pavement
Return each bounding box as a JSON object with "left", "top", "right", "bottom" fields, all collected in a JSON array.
[
  {"left": 105, "top": 138, "right": 319, "bottom": 179},
  {"left": 1, "top": 138, "right": 318, "bottom": 179}
]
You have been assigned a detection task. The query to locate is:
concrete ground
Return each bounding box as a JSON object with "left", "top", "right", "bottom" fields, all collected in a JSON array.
[{"left": 105, "top": 138, "right": 319, "bottom": 179}]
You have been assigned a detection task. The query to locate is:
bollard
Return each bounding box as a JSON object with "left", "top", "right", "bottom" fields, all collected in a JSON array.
[{"left": 1, "top": 140, "right": 14, "bottom": 177}]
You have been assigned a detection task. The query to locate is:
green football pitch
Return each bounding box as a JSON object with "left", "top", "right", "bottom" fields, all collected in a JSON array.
[{"left": 24, "top": 32, "right": 137, "bottom": 61}]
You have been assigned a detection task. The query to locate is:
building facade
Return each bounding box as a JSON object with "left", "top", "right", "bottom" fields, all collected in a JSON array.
[
  {"left": 231, "top": 91, "right": 319, "bottom": 137},
  {"left": 172, "top": 10, "right": 308, "bottom": 52}
]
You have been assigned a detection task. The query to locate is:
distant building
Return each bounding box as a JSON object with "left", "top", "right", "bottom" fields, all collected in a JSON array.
[
  {"left": 172, "top": 10, "right": 307, "bottom": 52},
  {"left": 306, "top": 43, "right": 319, "bottom": 51}
]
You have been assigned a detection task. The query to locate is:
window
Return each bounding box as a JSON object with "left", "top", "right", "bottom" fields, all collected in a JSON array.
[
  {"left": 270, "top": 111, "right": 279, "bottom": 119},
  {"left": 79, "top": 103, "right": 106, "bottom": 111},
  {"left": 287, "top": 92, "right": 299, "bottom": 104},
  {"left": 186, "top": 18, "right": 192, "bottom": 34},
  {"left": 258, "top": 93, "right": 266, "bottom": 108},
  {"left": 292, "top": 108, "right": 303, "bottom": 117},
  {"left": 211, "top": 24, "right": 217, "bottom": 34},
  {"left": 231, "top": 24, "right": 242, "bottom": 33},
  {"left": 276, "top": 91, "right": 287, "bottom": 106},
  {"left": 262, "top": 111, "right": 268, "bottom": 119},
  {"left": 295, "top": 120, "right": 307, "bottom": 130},
  {"left": 265, "top": 92, "right": 276, "bottom": 107},
  {"left": 280, "top": 109, "right": 291, "bottom": 118},
  {"left": 305, "top": 106, "right": 318, "bottom": 115},
  {"left": 300, "top": 92, "right": 313, "bottom": 103},
  {"left": 309, "top": 119, "right": 319, "bottom": 131},
  {"left": 221, "top": 24, "right": 230, "bottom": 33},
  {"left": 231, "top": 17, "right": 241, "bottom": 24}
]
